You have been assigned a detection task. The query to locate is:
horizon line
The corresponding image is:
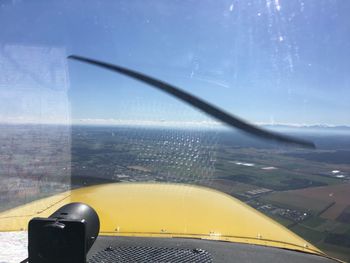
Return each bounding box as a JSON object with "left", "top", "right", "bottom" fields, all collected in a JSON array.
[{"left": 0, "top": 119, "right": 349, "bottom": 129}]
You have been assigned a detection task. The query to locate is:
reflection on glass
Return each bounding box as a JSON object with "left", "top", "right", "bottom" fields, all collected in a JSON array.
[
  {"left": 0, "top": 45, "right": 70, "bottom": 211},
  {"left": 0, "top": 0, "right": 349, "bottom": 262}
]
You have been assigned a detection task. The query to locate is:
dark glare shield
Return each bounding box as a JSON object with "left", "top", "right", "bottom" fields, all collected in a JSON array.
[{"left": 28, "top": 202, "right": 100, "bottom": 263}]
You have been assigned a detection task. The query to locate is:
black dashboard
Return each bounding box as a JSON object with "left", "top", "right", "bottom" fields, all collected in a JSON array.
[{"left": 87, "top": 236, "right": 336, "bottom": 263}]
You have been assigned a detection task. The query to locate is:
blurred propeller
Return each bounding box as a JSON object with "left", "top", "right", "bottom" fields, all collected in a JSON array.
[{"left": 68, "top": 55, "right": 315, "bottom": 149}]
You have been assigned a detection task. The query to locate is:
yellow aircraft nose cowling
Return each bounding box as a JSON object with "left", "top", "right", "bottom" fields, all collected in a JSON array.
[{"left": 0, "top": 183, "right": 324, "bottom": 256}]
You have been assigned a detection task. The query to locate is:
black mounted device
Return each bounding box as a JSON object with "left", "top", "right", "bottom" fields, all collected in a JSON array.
[{"left": 27, "top": 202, "right": 100, "bottom": 263}]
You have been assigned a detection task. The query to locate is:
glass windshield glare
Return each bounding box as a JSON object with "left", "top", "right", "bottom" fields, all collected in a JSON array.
[{"left": 0, "top": 1, "right": 349, "bottom": 261}]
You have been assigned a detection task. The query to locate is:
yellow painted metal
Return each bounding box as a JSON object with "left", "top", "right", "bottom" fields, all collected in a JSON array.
[{"left": 0, "top": 183, "right": 325, "bottom": 256}]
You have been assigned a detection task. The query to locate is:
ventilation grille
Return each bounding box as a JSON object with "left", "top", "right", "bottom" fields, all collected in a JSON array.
[{"left": 88, "top": 246, "right": 213, "bottom": 263}]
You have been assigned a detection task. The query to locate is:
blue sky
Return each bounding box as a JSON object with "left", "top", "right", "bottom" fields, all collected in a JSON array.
[{"left": 1, "top": 0, "right": 349, "bottom": 126}]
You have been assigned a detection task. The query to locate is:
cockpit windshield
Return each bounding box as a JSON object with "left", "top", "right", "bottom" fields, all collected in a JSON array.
[{"left": 1, "top": 1, "right": 349, "bottom": 262}]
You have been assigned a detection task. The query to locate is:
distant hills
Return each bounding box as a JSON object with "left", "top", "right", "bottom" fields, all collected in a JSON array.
[
  {"left": 260, "top": 124, "right": 350, "bottom": 134},
  {"left": 262, "top": 124, "right": 350, "bottom": 129},
  {"left": 262, "top": 124, "right": 350, "bottom": 130},
  {"left": 0, "top": 120, "right": 349, "bottom": 133}
]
